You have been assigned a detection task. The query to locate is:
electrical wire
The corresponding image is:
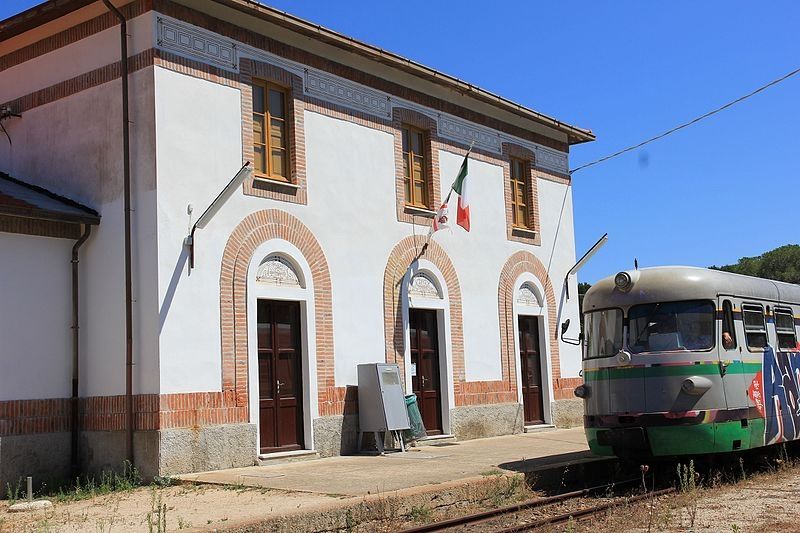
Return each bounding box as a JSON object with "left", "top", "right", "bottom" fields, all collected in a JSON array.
[{"left": 569, "top": 66, "right": 800, "bottom": 174}]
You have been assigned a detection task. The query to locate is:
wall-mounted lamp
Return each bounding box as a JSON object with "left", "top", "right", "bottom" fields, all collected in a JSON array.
[
  {"left": 185, "top": 162, "right": 252, "bottom": 269},
  {"left": 560, "top": 318, "right": 582, "bottom": 346},
  {"left": 564, "top": 233, "right": 608, "bottom": 299}
]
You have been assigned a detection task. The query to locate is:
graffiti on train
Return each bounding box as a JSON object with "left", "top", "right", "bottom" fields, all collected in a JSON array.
[{"left": 751, "top": 346, "right": 800, "bottom": 445}]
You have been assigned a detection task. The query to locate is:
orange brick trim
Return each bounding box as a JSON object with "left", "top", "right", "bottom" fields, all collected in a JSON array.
[
  {"left": 383, "top": 236, "right": 465, "bottom": 394},
  {"left": 153, "top": 0, "right": 569, "bottom": 153},
  {"left": 154, "top": 49, "right": 239, "bottom": 87},
  {"left": 498, "top": 251, "right": 561, "bottom": 397},
  {"left": 318, "top": 386, "right": 358, "bottom": 417},
  {"left": 0, "top": 398, "right": 71, "bottom": 436},
  {"left": 305, "top": 97, "right": 394, "bottom": 133},
  {"left": 0, "top": 392, "right": 249, "bottom": 436},
  {"left": 553, "top": 377, "right": 582, "bottom": 401},
  {"left": 392, "top": 108, "right": 442, "bottom": 224},
  {"left": 456, "top": 381, "right": 518, "bottom": 407},
  {"left": 220, "top": 209, "right": 334, "bottom": 411},
  {"left": 2, "top": 0, "right": 570, "bottom": 152},
  {"left": 239, "top": 58, "right": 307, "bottom": 204},
  {"left": 502, "top": 143, "right": 542, "bottom": 247},
  {"left": 535, "top": 167, "right": 571, "bottom": 185},
  {"left": 157, "top": 391, "right": 247, "bottom": 429},
  {"left": 0, "top": 0, "right": 151, "bottom": 72},
  {"left": 1, "top": 49, "right": 155, "bottom": 114},
  {"left": 0, "top": 215, "right": 82, "bottom": 239}
]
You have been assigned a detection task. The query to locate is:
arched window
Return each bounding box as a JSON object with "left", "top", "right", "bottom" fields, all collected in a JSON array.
[
  {"left": 517, "top": 282, "right": 542, "bottom": 307},
  {"left": 255, "top": 254, "right": 303, "bottom": 287},
  {"left": 408, "top": 272, "right": 442, "bottom": 299}
]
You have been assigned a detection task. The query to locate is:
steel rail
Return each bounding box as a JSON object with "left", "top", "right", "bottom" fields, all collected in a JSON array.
[
  {"left": 495, "top": 487, "right": 677, "bottom": 532},
  {"left": 399, "top": 479, "right": 642, "bottom": 533}
]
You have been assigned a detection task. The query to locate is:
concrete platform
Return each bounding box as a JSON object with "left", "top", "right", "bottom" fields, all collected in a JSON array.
[{"left": 177, "top": 427, "right": 595, "bottom": 497}]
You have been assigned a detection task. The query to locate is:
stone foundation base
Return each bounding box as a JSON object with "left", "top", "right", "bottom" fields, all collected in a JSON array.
[
  {"left": 0, "top": 432, "right": 71, "bottom": 491},
  {"left": 450, "top": 403, "right": 524, "bottom": 440},
  {"left": 551, "top": 398, "right": 584, "bottom": 428},
  {"left": 313, "top": 414, "right": 359, "bottom": 456},
  {"left": 81, "top": 430, "right": 160, "bottom": 481},
  {"left": 2, "top": 424, "right": 257, "bottom": 488},
  {"left": 158, "top": 423, "right": 256, "bottom": 474}
]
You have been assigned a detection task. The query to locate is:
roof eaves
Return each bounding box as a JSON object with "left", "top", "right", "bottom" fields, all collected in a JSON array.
[
  {"left": 0, "top": 173, "right": 100, "bottom": 224},
  {"left": 0, "top": 0, "right": 96, "bottom": 43},
  {"left": 209, "top": 0, "right": 595, "bottom": 144}
]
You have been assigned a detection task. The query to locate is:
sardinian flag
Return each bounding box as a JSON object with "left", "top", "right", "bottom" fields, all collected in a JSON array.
[
  {"left": 430, "top": 150, "right": 471, "bottom": 235},
  {"left": 431, "top": 201, "right": 450, "bottom": 233}
]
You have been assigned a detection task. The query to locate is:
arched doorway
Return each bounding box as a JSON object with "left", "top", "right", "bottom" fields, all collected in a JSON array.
[{"left": 220, "top": 209, "right": 333, "bottom": 457}]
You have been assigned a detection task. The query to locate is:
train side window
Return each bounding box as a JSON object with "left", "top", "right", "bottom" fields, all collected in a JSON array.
[
  {"left": 774, "top": 307, "right": 797, "bottom": 351},
  {"left": 722, "top": 300, "right": 737, "bottom": 350},
  {"left": 742, "top": 303, "right": 768, "bottom": 349}
]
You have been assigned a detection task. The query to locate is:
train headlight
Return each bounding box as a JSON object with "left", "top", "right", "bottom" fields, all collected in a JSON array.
[
  {"left": 574, "top": 384, "right": 590, "bottom": 399},
  {"left": 614, "top": 271, "right": 632, "bottom": 291},
  {"left": 681, "top": 376, "right": 713, "bottom": 395}
]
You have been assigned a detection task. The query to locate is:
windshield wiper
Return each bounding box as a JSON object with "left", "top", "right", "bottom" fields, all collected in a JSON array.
[{"left": 632, "top": 303, "right": 661, "bottom": 347}]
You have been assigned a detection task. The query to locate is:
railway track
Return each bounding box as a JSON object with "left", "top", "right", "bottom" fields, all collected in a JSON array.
[{"left": 400, "top": 481, "right": 676, "bottom": 532}]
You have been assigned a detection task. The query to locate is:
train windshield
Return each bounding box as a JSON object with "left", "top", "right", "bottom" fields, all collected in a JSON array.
[
  {"left": 584, "top": 308, "right": 624, "bottom": 359},
  {"left": 628, "top": 300, "right": 715, "bottom": 353}
]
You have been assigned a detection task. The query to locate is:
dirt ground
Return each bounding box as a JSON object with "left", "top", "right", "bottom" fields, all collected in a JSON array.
[
  {"left": 3, "top": 465, "right": 800, "bottom": 532},
  {"left": 566, "top": 466, "right": 800, "bottom": 533},
  {"left": 0, "top": 483, "right": 341, "bottom": 532}
]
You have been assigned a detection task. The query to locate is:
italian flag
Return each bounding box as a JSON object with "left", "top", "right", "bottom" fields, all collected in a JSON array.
[
  {"left": 430, "top": 151, "right": 471, "bottom": 235},
  {"left": 452, "top": 154, "right": 470, "bottom": 232}
]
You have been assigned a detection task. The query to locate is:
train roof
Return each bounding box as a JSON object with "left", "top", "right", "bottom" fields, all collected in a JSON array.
[{"left": 583, "top": 266, "right": 800, "bottom": 311}]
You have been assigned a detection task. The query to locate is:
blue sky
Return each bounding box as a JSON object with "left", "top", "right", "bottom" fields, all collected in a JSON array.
[{"left": 3, "top": 1, "right": 799, "bottom": 283}]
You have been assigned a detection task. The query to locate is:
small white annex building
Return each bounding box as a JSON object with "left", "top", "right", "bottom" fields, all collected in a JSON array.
[{"left": 0, "top": 0, "right": 595, "bottom": 485}]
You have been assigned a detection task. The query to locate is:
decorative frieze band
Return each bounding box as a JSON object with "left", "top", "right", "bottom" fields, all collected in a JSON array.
[
  {"left": 156, "top": 17, "right": 237, "bottom": 70},
  {"left": 154, "top": 15, "right": 569, "bottom": 174}
]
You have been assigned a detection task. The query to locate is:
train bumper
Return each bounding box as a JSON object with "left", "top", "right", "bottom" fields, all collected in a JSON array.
[{"left": 586, "top": 418, "right": 761, "bottom": 457}]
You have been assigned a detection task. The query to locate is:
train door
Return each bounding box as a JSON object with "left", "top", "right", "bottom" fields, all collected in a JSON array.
[{"left": 718, "top": 298, "right": 749, "bottom": 410}]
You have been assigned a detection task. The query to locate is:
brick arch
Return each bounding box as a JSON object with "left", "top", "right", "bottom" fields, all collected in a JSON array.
[
  {"left": 498, "top": 251, "right": 560, "bottom": 393},
  {"left": 220, "top": 209, "right": 333, "bottom": 408},
  {"left": 383, "top": 237, "right": 465, "bottom": 387}
]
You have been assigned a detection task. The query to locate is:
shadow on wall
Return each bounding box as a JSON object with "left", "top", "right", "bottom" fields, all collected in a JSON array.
[{"left": 159, "top": 245, "right": 189, "bottom": 332}]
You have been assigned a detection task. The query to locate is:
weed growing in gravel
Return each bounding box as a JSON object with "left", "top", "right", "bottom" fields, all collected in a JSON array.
[
  {"left": 409, "top": 504, "right": 432, "bottom": 522},
  {"left": 676, "top": 459, "right": 699, "bottom": 528},
  {"left": 5, "top": 478, "right": 22, "bottom": 504},
  {"left": 488, "top": 474, "right": 527, "bottom": 507},
  {"left": 55, "top": 461, "right": 141, "bottom": 503},
  {"left": 146, "top": 487, "right": 168, "bottom": 533}
]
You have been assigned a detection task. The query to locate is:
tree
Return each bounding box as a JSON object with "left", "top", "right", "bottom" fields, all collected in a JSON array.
[{"left": 709, "top": 244, "right": 800, "bottom": 284}]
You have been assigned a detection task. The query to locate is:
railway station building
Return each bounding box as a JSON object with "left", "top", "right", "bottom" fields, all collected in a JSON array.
[{"left": 0, "top": 0, "right": 594, "bottom": 485}]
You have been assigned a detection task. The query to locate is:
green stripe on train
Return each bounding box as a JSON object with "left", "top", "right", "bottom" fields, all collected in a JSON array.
[
  {"left": 586, "top": 418, "right": 767, "bottom": 456},
  {"left": 584, "top": 361, "right": 761, "bottom": 381}
]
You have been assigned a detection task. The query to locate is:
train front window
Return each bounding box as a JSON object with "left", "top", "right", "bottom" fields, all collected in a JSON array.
[
  {"left": 584, "top": 308, "right": 624, "bottom": 359},
  {"left": 628, "top": 300, "right": 715, "bottom": 353}
]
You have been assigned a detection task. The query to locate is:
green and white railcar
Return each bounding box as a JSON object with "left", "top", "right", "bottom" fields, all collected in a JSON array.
[{"left": 577, "top": 266, "right": 800, "bottom": 457}]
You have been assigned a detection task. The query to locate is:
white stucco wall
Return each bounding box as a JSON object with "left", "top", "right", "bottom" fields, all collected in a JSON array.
[
  {"left": 153, "top": 66, "right": 583, "bottom": 397},
  {"left": 0, "top": 66, "right": 159, "bottom": 397},
  {"left": 0, "top": 233, "right": 73, "bottom": 401},
  {"left": 0, "top": 13, "right": 154, "bottom": 104},
  {"left": 0, "top": 11, "right": 582, "bottom": 408}
]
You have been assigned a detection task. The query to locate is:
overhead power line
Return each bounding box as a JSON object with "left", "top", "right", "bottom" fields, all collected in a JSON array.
[{"left": 570, "top": 66, "right": 800, "bottom": 174}]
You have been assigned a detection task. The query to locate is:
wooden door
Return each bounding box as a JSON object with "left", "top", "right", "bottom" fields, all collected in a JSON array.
[
  {"left": 518, "top": 315, "right": 545, "bottom": 425},
  {"left": 257, "top": 300, "right": 304, "bottom": 453},
  {"left": 410, "top": 309, "right": 443, "bottom": 435}
]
